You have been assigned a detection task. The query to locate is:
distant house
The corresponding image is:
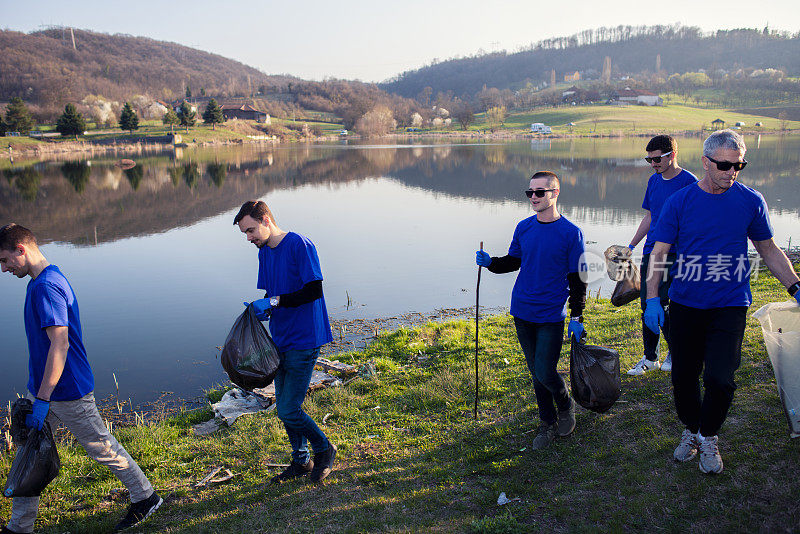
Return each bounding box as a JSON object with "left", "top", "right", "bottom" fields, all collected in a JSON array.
[
  {"left": 611, "top": 88, "right": 663, "bottom": 106},
  {"left": 564, "top": 71, "right": 581, "bottom": 82},
  {"left": 220, "top": 104, "right": 268, "bottom": 122},
  {"left": 712, "top": 118, "right": 726, "bottom": 129},
  {"left": 561, "top": 86, "right": 600, "bottom": 104}
]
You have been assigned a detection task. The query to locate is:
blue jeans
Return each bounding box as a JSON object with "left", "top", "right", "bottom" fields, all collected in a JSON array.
[
  {"left": 513, "top": 317, "right": 570, "bottom": 425},
  {"left": 640, "top": 253, "right": 675, "bottom": 361},
  {"left": 274, "top": 347, "right": 329, "bottom": 464}
]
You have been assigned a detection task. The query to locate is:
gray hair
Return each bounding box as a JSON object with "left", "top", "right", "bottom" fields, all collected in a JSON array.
[{"left": 703, "top": 129, "right": 746, "bottom": 158}]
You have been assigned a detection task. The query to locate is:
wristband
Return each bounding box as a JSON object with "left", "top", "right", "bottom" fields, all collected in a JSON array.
[
  {"left": 788, "top": 281, "right": 800, "bottom": 297},
  {"left": 570, "top": 316, "right": 583, "bottom": 323}
]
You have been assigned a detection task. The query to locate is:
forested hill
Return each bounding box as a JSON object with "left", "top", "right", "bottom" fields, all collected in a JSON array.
[
  {"left": 0, "top": 28, "right": 293, "bottom": 109},
  {"left": 380, "top": 25, "right": 800, "bottom": 98}
]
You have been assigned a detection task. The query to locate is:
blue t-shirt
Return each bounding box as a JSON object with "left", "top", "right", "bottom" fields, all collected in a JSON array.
[
  {"left": 507, "top": 215, "right": 586, "bottom": 323},
  {"left": 24, "top": 265, "right": 94, "bottom": 401},
  {"left": 257, "top": 232, "right": 333, "bottom": 352},
  {"left": 641, "top": 169, "right": 697, "bottom": 254},
  {"left": 651, "top": 181, "right": 773, "bottom": 309}
]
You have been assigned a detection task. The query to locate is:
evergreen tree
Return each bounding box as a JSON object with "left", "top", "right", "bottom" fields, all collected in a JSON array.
[
  {"left": 56, "top": 103, "right": 87, "bottom": 139},
  {"left": 4, "top": 97, "right": 35, "bottom": 134},
  {"left": 119, "top": 102, "right": 139, "bottom": 133},
  {"left": 202, "top": 98, "right": 224, "bottom": 130},
  {"left": 185, "top": 86, "right": 192, "bottom": 98},
  {"left": 124, "top": 165, "right": 144, "bottom": 191},
  {"left": 162, "top": 108, "right": 180, "bottom": 133},
  {"left": 61, "top": 161, "right": 91, "bottom": 194},
  {"left": 178, "top": 101, "right": 196, "bottom": 132},
  {"left": 207, "top": 162, "right": 226, "bottom": 187}
]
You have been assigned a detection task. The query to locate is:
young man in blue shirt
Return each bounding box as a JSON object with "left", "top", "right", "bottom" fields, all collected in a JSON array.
[
  {"left": 645, "top": 130, "right": 800, "bottom": 474},
  {"left": 234, "top": 200, "right": 336, "bottom": 483},
  {"left": 627, "top": 135, "right": 697, "bottom": 375},
  {"left": 0, "top": 224, "right": 161, "bottom": 533},
  {"left": 476, "top": 171, "right": 587, "bottom": 450}
]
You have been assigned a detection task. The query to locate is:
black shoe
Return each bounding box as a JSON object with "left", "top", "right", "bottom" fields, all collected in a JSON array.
[
  {"left": 310, "top": 443, "right": 337, "bottom": 482},
  {"left": 114, "top": 491, "right": 163, "bottom": 531},
  {"left": 271, "top": 459, "right": 313, "bottom": 484},
  {"left": 2, "top": 526, "right": 23, "bottom": 533}
]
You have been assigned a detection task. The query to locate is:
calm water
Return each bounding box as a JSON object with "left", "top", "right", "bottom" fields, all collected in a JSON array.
[{"left": 2, "top": 136, "right": 799, "bottom": 403}]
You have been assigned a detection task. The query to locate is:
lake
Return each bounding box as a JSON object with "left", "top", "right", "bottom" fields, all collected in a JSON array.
[{"left": 2, "top": 136, "right": 799, "bottom": 404}]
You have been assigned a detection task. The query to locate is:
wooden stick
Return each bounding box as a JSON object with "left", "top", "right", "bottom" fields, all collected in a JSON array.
[{"left": 475, "top": 241, "right": 483, "bottom": 420}]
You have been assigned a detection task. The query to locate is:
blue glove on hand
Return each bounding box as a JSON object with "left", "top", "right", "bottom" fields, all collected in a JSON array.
[
  {"left": 568, "top": 319, "right": 585, "bottom": 341},
  {"left": 627, "top": 244, "right": 636, "bottom": 251},
  {"left": 643, "top": 297, "right": 664, "bottom": 335},
  {"left": 25, "top": 398, "right": 50, "bottom": 430},
  {"left": 244, "top": 298, "right": 272, "bottom": 321},
  {"left": 795, "top": 292, "right": 800, "bottom": 306},
  {"left": 476, "top": 250, "right": 491, "bottom": 267}
]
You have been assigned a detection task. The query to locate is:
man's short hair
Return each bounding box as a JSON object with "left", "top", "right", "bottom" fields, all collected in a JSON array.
[
  {"left": 531, "top": 170, "right": 560, "bottom": 189},
  {"left": 703, "top": 129, "right": 746, "bottom": 158},
  {"left": 645, "top": 135, "right": 677, "bottom": 154},
  {"left": 233, "top": 200, "right": 276, "bottom": 226},
  {"left": 0, "top": 223, "right": 37, "bottom": 252}
]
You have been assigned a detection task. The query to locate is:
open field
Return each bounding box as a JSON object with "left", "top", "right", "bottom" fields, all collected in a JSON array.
[{"left": 2, "top": 268, "right": 798, "bottom": 533}]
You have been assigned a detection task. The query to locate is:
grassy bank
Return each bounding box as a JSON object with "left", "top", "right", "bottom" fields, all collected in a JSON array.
[{"left": 1, "top": 271, "right": 799, "bottom": 533}]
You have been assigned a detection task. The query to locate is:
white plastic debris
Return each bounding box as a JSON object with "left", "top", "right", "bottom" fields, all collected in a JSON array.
[{"left": 497, "top": 492, "right": 520, "bottom": 505}]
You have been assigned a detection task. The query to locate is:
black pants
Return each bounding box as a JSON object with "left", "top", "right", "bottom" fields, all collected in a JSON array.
[
  {"left": 670, "top": 302, "right": 748, "bottom": 437},
  {"left": 639, "top": 253, "right": 675, "bottom": 361},
  {"left": 513, "top": 317, "right": 569, "bottom": 425}
]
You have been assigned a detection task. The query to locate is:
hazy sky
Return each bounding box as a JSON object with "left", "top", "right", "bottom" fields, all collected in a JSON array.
[{"left": 3, "top": 0, "right": 799, "bottom": 82}]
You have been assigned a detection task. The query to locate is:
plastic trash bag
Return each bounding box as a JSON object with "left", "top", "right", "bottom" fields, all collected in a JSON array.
[
  {"left": 752, "top": 301, "right": 800, "bottom": 438},
  {"left": 610, "top": 262, "right": 640, "bottom": 307},
  {"left": 221, "top": 305, "right": 281, "bottom": 391},
  {"left": 604, "top": 245, "right": 633, "bottom": 281},
  {"left": 3, "top": 399, "right": 61, "bottom": 498},
  {"left": 570, "top": 336, "right": 621, "bottom": 413}
]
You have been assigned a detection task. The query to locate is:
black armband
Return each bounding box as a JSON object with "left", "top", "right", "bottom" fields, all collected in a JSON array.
[
  {"left": 567, "top": 272, "right": 587, "bottom": 318},
  {"left": 278, "top": 280, "right": 323, "bottom": 308},
  {"left": 788, "top": 281, "right": 800, "bottom": 297},
  {"left": 487, "top": 255, "right": 522, "bottom": 274}
]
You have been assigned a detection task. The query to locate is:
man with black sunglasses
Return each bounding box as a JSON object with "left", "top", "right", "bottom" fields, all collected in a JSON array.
[
  {"left": 645, "top": 129, "right": 800, "bottom": 474},
  {"left": 626, "top": 135, "right": 697, "bottom": 376},
  {"left": 475, "top": 171, "right": 587, "bottom": 450}
]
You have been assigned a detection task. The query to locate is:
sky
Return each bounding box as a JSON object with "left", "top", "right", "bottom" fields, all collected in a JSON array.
[{"left": 2, "top": 0, "right": 799, "bottom": 82}]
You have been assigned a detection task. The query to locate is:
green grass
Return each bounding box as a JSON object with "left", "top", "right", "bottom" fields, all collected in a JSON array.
[
  {"left": 1, "top": 272, "right": 799, "bottom": 532},
  {"left": 466, "top": 104, "right": 800, "bottom": 136}
]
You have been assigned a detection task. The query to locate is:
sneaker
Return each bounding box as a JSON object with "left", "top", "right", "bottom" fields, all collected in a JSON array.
[
  {"left": 310, "top": 442, "right": 337, "bottom": 482},
  {"left": 556, "top": 399, "right": 576, "bottom": 437},
  {"left": 531, "top": 423, "right": 556, "bottom": 450},
  {"left": 698, "top": 435, "right": 723, "bottom": 474},
  {"left": 271, "top": 458, "right": 314, "bottom": 484},
  {"left": 114, "top": 491, "right": 163, "bottom": 531},
  {"left": 661, "top": 352, "right": 672, "bottom": 372},
  {"left": 627, "top": 357, "right": 660, "bottom": 376},
  {"left": 673, "top": 429, "right": 699, "bottom": 462}
]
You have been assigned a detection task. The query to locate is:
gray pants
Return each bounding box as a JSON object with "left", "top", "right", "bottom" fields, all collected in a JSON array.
[{"left": 8, "top": 392, "right": 153, "bottom": 533}]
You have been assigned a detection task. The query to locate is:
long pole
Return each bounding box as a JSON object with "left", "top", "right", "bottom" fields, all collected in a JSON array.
[{"left": 475, "top": 241, "right": 483, "bottom": 420}]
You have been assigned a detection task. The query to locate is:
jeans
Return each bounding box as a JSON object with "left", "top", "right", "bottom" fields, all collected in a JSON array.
[
  {"left": 274, "top": 347, "right": 329, "bottom": 464},
  {"left": 513, "top": 317, "right": 569, "bottom": 425},
  {"left": 669, "top": 302, "right": 748, "bottom": 437},
  {"left": 640, "top": 252, "right": 675, "bottom": 361},
  {"left": 9, "top": 392, "right": 153, "bottom": 533}
]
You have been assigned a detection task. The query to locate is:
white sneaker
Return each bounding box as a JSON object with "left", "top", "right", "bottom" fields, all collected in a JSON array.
[
  {"left": 698, "top": 435, "right": 723, "bottom": 474},
  {"left": 627, "top": 357, "right": 660, "bottom": 376},
  {"left": 661, "top": 352, "right": 672, "bottom": 372},
  {"left": 673, "top": 429, "right": 699, "bottom": 462}
]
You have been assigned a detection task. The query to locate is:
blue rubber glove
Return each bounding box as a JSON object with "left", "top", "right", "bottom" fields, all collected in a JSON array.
[
  {"left": 25, "top": 398, "right": 50, "bottom": 430},
  {"left": 643, "top": 297, "right": 664, "bottom": 335},
  {"left": 476, "top": 250, "right": 491, "bottom": 267},
  {"left": 795, "top": 292, "right": 800, "bottom": 306},
  {"left": 568, "top": 319, "right": 585, "bottom": 341},
  {"left": 627, "top": 244, "right": 636, "bottom": 251},
  {"left": 244, "top": 298, "right": 272, "bottom": 321}
]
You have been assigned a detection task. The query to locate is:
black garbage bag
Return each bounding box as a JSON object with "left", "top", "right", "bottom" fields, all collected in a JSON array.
[
  {"left": 221, "top": 305, "right": 281, "bottom": 391},
  {"left": 3, "top": 399, "right": 61, "bottom": 498},
  {"left": 610, "top": 261, "right": 640, "bottom": 307},
  {"left": 570, "top": 337, "right": 621, "bottom": 413}
]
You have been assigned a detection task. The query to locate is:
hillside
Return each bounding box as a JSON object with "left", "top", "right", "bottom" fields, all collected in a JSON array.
[{"left": 381, "top": 25, "right": 800, "bottom": 100}]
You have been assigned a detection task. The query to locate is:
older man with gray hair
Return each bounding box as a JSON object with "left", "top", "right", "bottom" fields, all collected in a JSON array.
[{"left": 644, "top": 129, "right": 800, "bottom": 474}]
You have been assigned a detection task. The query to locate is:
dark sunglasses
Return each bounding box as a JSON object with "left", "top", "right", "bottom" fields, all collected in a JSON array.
[
  {"left": 525, "top": 188, "right": 555, "bottom": 198},
  {"left": 644, "top": 151, "right": 672, "bottom": 164},
  {"left": 706, "top": 156, "right": 748, "bottom": 172}
]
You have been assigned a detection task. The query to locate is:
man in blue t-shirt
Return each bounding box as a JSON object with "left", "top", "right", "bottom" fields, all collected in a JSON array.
[
  {"left": 234, "top": 200, "right": 335, "bottom": 483},
  {"left": 645, "top": 130, "right": 800, "bottom": 475},
  {"left": 627, "top": 135, "right": 697, "bottom": 376},
  {"left": 476, "top": 171, "right": 588, "bottom": 450},
  {"left": 0, "top": 224, "right": 161, "bottom": 534}
]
